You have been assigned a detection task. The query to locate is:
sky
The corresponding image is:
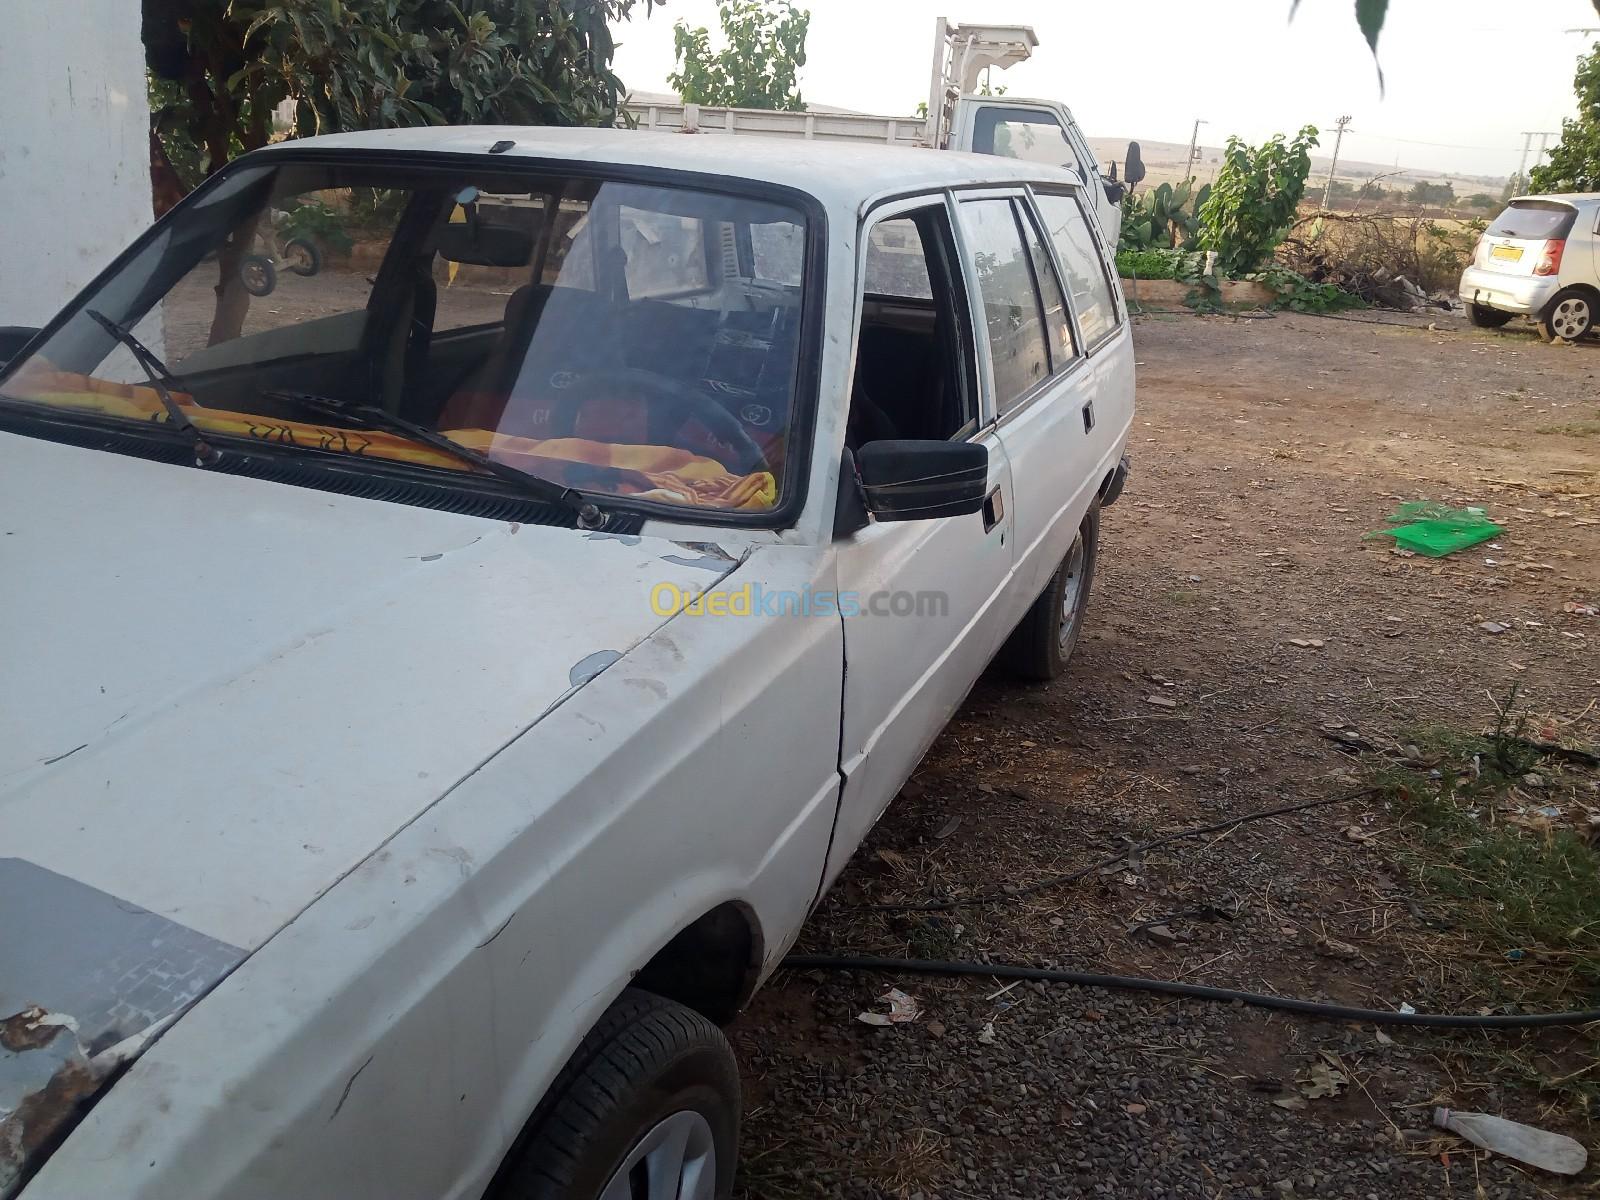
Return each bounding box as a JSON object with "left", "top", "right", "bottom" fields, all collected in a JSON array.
[{"left": 611, "top": 0, "right": 1599, "bottom": 181}]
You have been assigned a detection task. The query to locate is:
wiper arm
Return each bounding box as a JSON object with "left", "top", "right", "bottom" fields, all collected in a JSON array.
[
  {"left": 266, "top": 390, "right": 608, "bottom": 529},
  {"left": 85, "top": 309, "right": 219, "bottom": 465}
]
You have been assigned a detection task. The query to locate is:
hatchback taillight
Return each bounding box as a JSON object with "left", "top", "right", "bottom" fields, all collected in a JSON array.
[{"left": 1535, "top": 239, "right": 1566, "bottom": 276}]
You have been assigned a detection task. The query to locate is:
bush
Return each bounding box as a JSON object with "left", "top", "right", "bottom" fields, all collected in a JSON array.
[
  {"left": 1115, "top": 247, "right": 1205, "bottom": 281},
  {"left": 1246, "top": 264, "right": 1366, "bottom": 313}
]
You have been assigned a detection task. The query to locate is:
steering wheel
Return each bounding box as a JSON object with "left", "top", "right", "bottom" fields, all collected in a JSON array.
[{"left": 550, "top": 367, "right": 769, "bottom": 476}]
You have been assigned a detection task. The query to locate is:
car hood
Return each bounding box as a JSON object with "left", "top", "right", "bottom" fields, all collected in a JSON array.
[{"left": 0, "top": 433, "right": 741, "bottom": 1195}]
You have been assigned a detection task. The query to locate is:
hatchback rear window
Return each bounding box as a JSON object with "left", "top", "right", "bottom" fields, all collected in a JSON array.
[{"left": 1488, "top": 202, "right": 1577, "bottom": 240}]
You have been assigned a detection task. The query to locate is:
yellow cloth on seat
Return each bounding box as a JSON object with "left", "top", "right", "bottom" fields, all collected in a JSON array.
[{"left": 5, "top": 363, "right": 778, "bottom": 510}]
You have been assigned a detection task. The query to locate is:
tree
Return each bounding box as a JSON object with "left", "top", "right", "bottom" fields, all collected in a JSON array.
[
  {"left": 1530, "top": 42, "right": 1600, "bottom": 193},
  {"left": 669, "top": 0, "right": 809, "bottom": 111},
  {"left": 145, "top": 0, "right": 648, "bottom": 191},
  {"left": 1465, "top": 193, "right": 1497, "bottom": 210},
  {"left": 1198, "top": 125, "right": 1319, "bottom": 275},
  {"left": 1406, "top": 180, "right": 1455, "bottom": 208},
  {"left": 144, "top": 0, "right": 648, "bottom": 341}
]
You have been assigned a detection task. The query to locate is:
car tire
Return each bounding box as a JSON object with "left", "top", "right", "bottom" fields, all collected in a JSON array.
[
  {"left": 1468, "top": 303, "right": 1513, "bottom": 329},
  {"left": 1537, "top": 288, "right": 1595, "bottom": 343},
  {"left": 240, "top": 254, "right": 277, "bottom": 297},
  {"left": 494, "top": 989, "right": 740, "bottom": 1200},
  {"left": 284, "top": 238, "right": 322, "bottom": 277},
  {"left": 999, "top": 503, "right": 1100, "bottom": 683}
]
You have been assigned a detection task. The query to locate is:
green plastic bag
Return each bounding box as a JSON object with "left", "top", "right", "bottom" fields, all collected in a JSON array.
[{"left": 1366, "top": 503, "right": 1503, "bottom": 557}]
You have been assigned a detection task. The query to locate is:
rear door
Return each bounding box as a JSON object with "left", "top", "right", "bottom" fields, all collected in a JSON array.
[{"left": 1477, "top": 200, "right": 1579, "bottom": 277}]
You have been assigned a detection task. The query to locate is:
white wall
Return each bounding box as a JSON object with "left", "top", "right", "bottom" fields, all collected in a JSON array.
[{"left": 0, "top": 0, "right": 155, "bottom": 329}]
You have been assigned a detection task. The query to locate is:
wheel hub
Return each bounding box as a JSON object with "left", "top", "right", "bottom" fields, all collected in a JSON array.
[
  {"left": 1551, "top": 297, "right": 1591, "bottom": 340},
  {"left": 599, "top": 1110, "right": 717, "bottom": 1200},
  {"left": 1057, "top": 531, "right": 1086, "bottom": 652}
]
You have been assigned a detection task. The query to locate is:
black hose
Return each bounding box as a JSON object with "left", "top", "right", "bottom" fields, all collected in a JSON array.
[{"left": 780, "top": 954, "right": 1600, "bottom": 1029}]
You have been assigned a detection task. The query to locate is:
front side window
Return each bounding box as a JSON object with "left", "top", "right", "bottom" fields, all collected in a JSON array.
[
  {"left": 0, "top": 161, "right": 811, "bottom": 516},
  {"left": 958, "top": 198, "right": 1050, "bottom": 412},
  {"left": 1034, "top": 191, "right": 1119, "bottom": 349}
]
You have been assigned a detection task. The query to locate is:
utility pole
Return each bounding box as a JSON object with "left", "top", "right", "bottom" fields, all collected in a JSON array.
[
  {"left": 1184, "top": 119, "right": 1207, "bottom": 181},
  {"left": 1512, "top": 131, "right": 1556, "bottom": 194},
  {"left": 1320, "top": 115, "right": 1354, "bottom": 211}
]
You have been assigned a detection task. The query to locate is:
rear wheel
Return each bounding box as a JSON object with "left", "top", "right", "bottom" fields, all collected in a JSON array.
[
  {"left": 1468, "top": 303, "right": 1513, "bottom": 329},
  {"left": 1537, "top": 289, "right": 1595, "bottom": 343},
  {"left": 494, "top": 989, "right": 739, "bottom": 1200},
  {"left": 284, "top": 237, "right": 322, "bottom": 276},
  {"left": 999, "top": 504, "right": 1100, "bottom": 682}
]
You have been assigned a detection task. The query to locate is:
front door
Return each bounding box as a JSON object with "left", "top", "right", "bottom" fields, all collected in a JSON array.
[{"left": 824, "top": 195, "right": 1016, "bottom": 892}]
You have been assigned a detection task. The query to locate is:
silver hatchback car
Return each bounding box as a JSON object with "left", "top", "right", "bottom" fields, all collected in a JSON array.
[{"left": 1460, "top": 193, "right": 1600, "bottom": 341}]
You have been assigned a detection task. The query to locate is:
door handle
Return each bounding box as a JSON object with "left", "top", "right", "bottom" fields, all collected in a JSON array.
[{"left": 982, "top": 486, "right": 1004, "bottom": 532}]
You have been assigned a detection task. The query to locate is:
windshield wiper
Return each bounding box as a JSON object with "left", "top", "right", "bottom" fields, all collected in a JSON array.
[
  {"left": 266, "top": 390, "right": 609, "bottom": 529},
  {"left": 85, "top": 309, "right": 219, "bottom": 465}
]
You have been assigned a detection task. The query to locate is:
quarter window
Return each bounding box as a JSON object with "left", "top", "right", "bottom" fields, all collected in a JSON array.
[
  {"left": 958, "top": 198, "right": 1050, "bottom": 413},
  {"left": 1034, "top": 192, "right": 1119, "bottom": 348}
]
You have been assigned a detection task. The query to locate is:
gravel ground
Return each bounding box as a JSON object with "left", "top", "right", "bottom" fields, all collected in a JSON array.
[{"left": 729, "top": 308, "right": 1600, "bottom": 1199}]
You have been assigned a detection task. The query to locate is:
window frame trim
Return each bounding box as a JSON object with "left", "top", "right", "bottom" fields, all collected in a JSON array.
[
  {"left": 1026, "top": 184, "right": 1125, "bottom": 355},
  {"left": 951, "top": 188, "right": 1065, "bottom": 427},
  {"left": 853, "top": 191, "right": 984, "bottom": 442}
]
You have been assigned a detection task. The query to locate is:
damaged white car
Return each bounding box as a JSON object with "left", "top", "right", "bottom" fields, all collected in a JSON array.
[{"left": 0, "top": 127, "right": 1132, "bottom": 1200}]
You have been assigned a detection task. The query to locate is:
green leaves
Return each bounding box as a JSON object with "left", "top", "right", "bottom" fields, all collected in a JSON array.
[
  {"left": 1198, "top": 125, "right": 1320, "bottom": 276},
  {"left": 1530, "top": 41, "right": 1600, "bottom": 194},
  {"left": 146, "top": 0, "right": 646, "bottom": 190},
  {"left": 668, "top": 0, "right": 810, "bottom": 111}
]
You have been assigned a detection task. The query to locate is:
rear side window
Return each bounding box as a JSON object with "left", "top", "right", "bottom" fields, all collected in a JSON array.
[
  {"left": 970, "top": 108, "right": 1083, "bottom": 175},
  {"left": 1034, "top": 192, "right": 1119, "bottom": 349},
  {"left": 1488, "top": 202, "right": 1578, "bottom": 240},
  {"left": 958, "top": 198, "right": 1050, "bottom": 412}
]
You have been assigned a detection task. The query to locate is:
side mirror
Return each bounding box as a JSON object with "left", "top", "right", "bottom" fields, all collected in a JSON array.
[
  {"left": 1102, "top": 179, "right": 1126, "bottom": 206},
  {"left": 1124, "top": 141, "right": 1146, "bottom": 187},
  {"left": 0, "top": 326, "right": 40, "bottom": 370},
  {"left": 856, "top": 439, "right": 988, "bottom": 522}
]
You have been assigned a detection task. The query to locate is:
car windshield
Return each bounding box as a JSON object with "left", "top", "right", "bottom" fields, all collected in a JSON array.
[
  {"left": 1487, "top": 201, "right": 1577, "bottom": 241},
  {"left": 0, "top": 159, "right": 811, "bottom": 514}
]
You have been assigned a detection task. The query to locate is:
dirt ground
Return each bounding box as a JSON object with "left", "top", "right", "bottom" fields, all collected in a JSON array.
[{"left": 729, "top": 310, "right": 1600, "bottom": 1198}]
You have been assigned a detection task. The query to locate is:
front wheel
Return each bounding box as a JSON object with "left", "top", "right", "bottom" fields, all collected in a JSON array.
[
  {"left": 494, "top": 989, "right": 740, "bottom": 1200},
  {"left": 1537, "top": 288, "right": 1595, "bottom": 343},
  {"left": 1469, "top": 303, "right": 1513, "bottom": 329},
  {"left": 999, "top": 503, "right": 1100, "bottom": 682},
  {"left": 239, "top": 254, "right": 277, "bottom": 297}
]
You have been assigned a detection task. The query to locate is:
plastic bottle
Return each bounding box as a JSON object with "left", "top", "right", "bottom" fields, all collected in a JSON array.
[{"left": 1433, "top": 1107, "right": 1588, "bottom": 1176}]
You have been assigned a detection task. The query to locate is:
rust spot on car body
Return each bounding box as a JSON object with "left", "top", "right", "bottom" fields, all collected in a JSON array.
[
  {"left": 6, "top": 1058, "right": 101, "bottom": 1158},
  {"left": 0, "top": 1006, "right": 64, "bottom": 1053}
]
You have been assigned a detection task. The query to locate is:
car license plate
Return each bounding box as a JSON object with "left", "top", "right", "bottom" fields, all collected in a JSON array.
[{"left": 1490, "top": 245, "right": 1523, "bottom": 262}]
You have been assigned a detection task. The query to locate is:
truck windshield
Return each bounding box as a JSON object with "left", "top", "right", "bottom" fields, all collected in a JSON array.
[{"left": 0, "top": 160, "right": 810, "bottom": 514}]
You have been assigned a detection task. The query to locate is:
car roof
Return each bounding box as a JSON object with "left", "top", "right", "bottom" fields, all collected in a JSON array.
[
  {"left": 1510, "top": 193, "right": 1600, "bottom": 207},
  {"left": 257, "top": 125, "right": 1084, "bottom": 213}
]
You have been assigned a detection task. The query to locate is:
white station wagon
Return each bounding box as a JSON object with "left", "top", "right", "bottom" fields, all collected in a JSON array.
[{"left": 0, "top": 127, "right": 1132, "bottom": 1200}]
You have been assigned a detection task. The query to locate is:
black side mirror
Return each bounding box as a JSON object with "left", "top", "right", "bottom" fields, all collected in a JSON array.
[
  {"left": 1102, "top": 179, "right": 1126, "bottom": 206},
  {"left": 856, "top": 439, "right": 988, "bottom": 522},
  {"left": 0, "top": 326, "right": 40, "bottom": 370},
  {"left": 1124, "top": 141, "right": 1146, "bottom": 187}
]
